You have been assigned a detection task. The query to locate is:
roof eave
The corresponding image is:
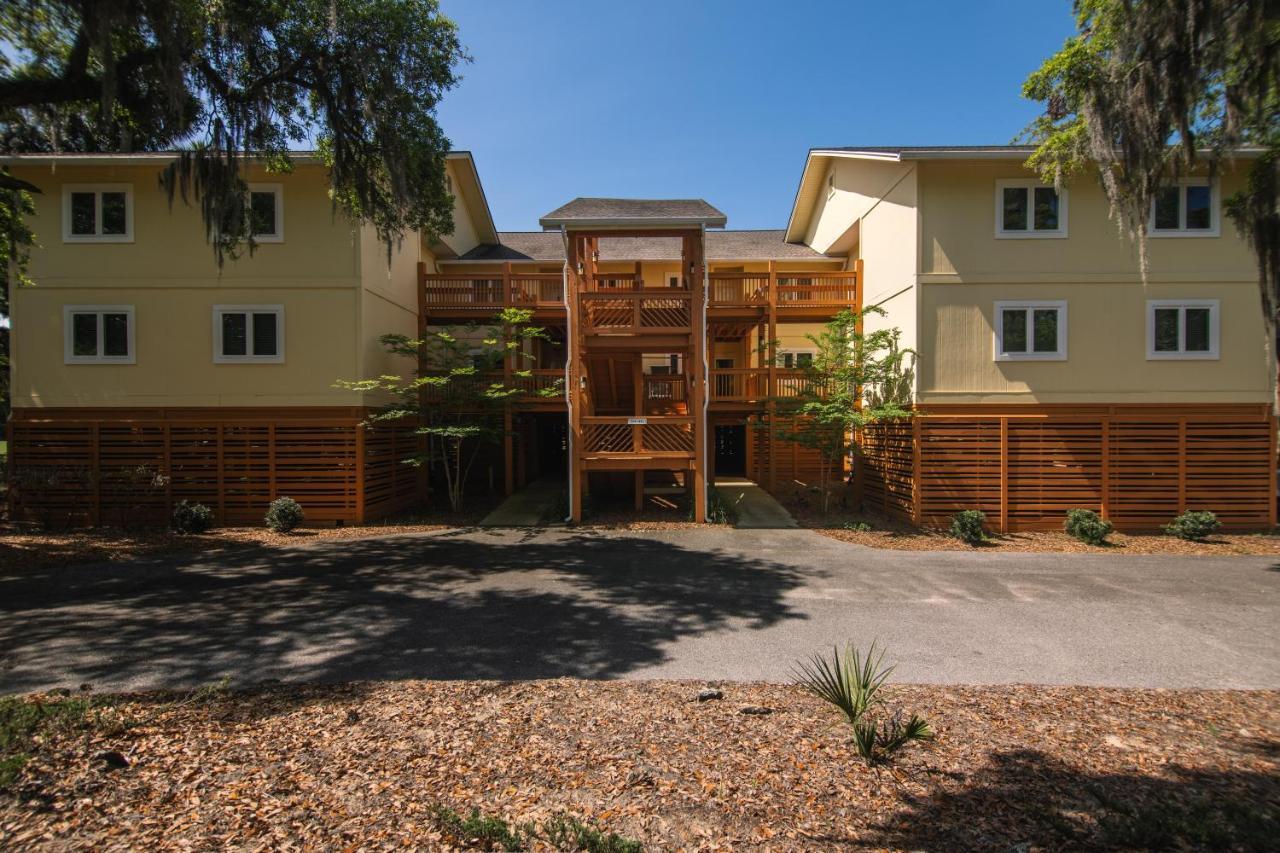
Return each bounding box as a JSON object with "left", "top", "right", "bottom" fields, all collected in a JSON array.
[{"left": 537, "top": 217, "right": 728, "bottom": 231}]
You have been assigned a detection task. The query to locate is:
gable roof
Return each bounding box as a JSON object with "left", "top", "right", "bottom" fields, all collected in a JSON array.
[
  {"left": 539, "top": 197, "right": 727, "bottom": 230},
  {"left": 455, "top": 229, "right": 835, "bottom": 262}
]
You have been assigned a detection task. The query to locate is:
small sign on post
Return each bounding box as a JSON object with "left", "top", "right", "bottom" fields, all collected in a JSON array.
[{"left": 627, "top": 417, "right": 648, "bottom": 425}]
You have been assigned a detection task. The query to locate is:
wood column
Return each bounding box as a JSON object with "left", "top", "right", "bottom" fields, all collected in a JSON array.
[
  {"left": 568, "top": 235, "right": 585, "bottom": 522},
  {"left": 998, "top": 417, "right": 1009, "bottom": 533},
  {"left": 766, "top": 260, "right": 778, "bottom": 492},
  {"left": 688, "top": 231, "right": 707, "bottom": 523}
]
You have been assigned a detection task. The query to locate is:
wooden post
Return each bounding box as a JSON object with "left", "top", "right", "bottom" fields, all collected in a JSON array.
[
  {"left": 502, "top": 261, "right": 513, "bottom": 308},
  {"left": 688, "top": 231, "right": 707, "bottom": 523},
  {"left": 1100, "top": 416, "right": 1111, "bottom": 520},
  {"left": 1177, "top": 416, "right": 1187, "bottom": 513},
  {"left": 999, "top": 417, "right": 1009, "bottom": 534},
  {"left": 355, "top": 422, "right": 366, "bottom": 522},
  {"left": 90, "top": 422, "right": 100, "bottom": 526},
  {"left": 910, "top": 415, "right": 922, "bottom": 526},
  {"left": 766, "top": 260, "right": 778, "bottom": 492},
  {"left": 634, "top": 470, "right": 644, "bottom": 511},
  {"left": 568, "top": 235, "right": 584, "bottom": 522}
]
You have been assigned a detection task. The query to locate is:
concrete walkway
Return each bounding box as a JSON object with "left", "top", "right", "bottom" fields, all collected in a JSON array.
[
  {"left": 2, "top": 527, "right": 1278, "bottom": 692},
  {"left": 716, "top": 478, "right": 799, "bottom": 529},
  {"left": 479, "top": 479, "right": 565, "bottom": 527}
]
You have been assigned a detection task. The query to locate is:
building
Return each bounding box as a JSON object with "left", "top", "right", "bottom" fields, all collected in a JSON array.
[{"left": 5, "top": 146, "right": 1274, "bottom": 529}]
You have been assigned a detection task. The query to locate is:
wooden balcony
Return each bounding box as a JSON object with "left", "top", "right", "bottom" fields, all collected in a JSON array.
[
  {"left": 421, "top": 271, "right": 564, "bottom": 312},
  {"left": 708, "top": 269, "right": 859, "bottom": 316},
  {"left": 708, "top": 368, "right": 823, "bottom": 405},
  {"left": 580, "top": 415, "right": 695, "bottom": 470},
  {"left": 580, "top": 291, "right": 693, "bottom": 336}
]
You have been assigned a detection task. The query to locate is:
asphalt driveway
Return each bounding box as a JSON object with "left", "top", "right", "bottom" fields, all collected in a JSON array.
[{"left": 2, "top": 528, "right": 1278, "bottom": 693}]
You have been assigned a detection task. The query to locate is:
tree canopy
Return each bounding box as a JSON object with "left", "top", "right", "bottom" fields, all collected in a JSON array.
[
  {"left": 1021, "top": 0, "right": 1279, "bottom": 329},
  {"left": 0, "top": 0, "right": 467, "bottom": 280}
]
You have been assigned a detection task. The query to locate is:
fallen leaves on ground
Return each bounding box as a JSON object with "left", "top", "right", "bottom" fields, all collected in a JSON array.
[{"left": 1, "top": 681, "right": 1275, "bottom": 850}]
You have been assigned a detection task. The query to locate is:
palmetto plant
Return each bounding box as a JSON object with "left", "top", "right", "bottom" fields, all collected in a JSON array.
[{"left": 794, "top": 642, "right": 932, "bottom": 767}]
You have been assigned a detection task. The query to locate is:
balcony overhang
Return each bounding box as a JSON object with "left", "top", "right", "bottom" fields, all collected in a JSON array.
[{"left": 539, "top": 197, "right": 727, "bottom": 231}]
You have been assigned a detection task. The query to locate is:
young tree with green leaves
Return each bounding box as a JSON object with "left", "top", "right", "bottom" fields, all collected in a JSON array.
[
  {"left": 762, "top": 306, "right": 915, "bottom": 515},
  {"left": 337, "top": 308, "right": 562, "bottom": 514},
  {"left": 1021, "top": 0, "right": 1279, "bottom": 335}
]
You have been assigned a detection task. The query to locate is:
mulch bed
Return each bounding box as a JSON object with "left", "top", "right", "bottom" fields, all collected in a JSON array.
[
  {"left": 779, "top": 490, "right": 1280, "bottom": 555},
  {"left": 2, "top": 681, "right": 1275, "bottom": 850}
]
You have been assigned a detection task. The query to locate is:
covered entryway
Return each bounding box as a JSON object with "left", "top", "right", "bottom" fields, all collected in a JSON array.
[{"left": 714, "top": 424, "right": 746, "bottom": 477}]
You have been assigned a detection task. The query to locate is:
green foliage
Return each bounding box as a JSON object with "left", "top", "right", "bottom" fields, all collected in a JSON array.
[
  {"left": 842, "top": 519, "right": 873, "bottom": 532},
  {"left": 338, "top": 309, "right": 561, "bottom": 513},
  {"left": 950, "top": 510, "right": 987, "bottom": 545},
  {"left": 703, "top": 487, "right": 738, "bottom": 524},
  {"left": 1021, "top": 0, "right": 1280, "bottom": 335},
  {"left": 1064, "top": 508, "right": 1113, "bottom": 545},
  {"left": 264, "top": 496, "right": 304, "bottom": 533},
  {"left": 171, "top": 500, "right": 214, "bottom": 535},
  {"left": 0, "top": 0, "right": 467, "bottom": 266},
  {"left": 793, "top": 642, "right": 932, "bottom": 768},
  {"left": 762, "top": 306, "right": 915, "bottom": 515},
  {"left": 1164, "top": 509, "right": 1222, "bottom": 541},
  {"left": 431, "top": 805, "right": 642, "bottom": 852}
]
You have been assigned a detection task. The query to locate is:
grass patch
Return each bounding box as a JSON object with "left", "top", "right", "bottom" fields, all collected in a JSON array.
[
  {"left": 0, "top": 693, "right": 119, "bottom": 789},
  {"left": 432, "top": 805, "right": 642, "bottom": 852}
]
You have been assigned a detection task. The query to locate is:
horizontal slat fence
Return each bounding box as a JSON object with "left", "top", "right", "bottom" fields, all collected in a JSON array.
[
  {"left": 858, "top": 406, "right": 1276, "bottom": 532},
  {"left": 8, "top": 412, "right": 424, "bottom": 527}
]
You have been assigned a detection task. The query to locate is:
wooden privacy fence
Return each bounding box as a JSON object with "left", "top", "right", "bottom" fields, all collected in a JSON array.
[
  {"left": 8, "top": 412, "right": 424, "bottom": 527},
  {"left": 858, "top": 406, "right": 1277, "bottom": 531}
]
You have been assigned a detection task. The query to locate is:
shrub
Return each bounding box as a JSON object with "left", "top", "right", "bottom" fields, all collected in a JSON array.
[
  {"left": 171, "top": 500, "right": 215, "bottom": 535},
  {"left": 1064, "top": 508, "right": 1113, "bottom": 545},
  {"left": 1164, "top": 510, "right": 1221, "bottom": 541},
  {"left": 264, "top": 496, "right": 305, "bottom": 532},
  {"left": 843, "top": 519, "right": 873, "bottom": 532},
  {"left": 793, "top": 642, "right": 932, "bottom": 767},
  {"left": 704, "top": 486, "right": 738, "bottom": 524},
  {"left": 950, "top": 510, "right": 987, "bottom": 544}
]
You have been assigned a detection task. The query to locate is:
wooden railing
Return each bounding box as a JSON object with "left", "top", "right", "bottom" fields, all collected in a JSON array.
[
  {"left": 580, "top": 291, "right": 692, "bottom": 334},
  {"left": 581, "top": 416, "right": 695, "bottom": 456},
  {"left": 583, "top": 273, "right": 642, "bottom": 291},
  {"left": 421, "top": 269, "right": 564, "bottom": 310},
  {"left": 643, "top": 374, "right": 687, "bottom": 405},
  {"left": 708, "top": 269, "right": 858, "bottom": 309},
  {"left": 422, "top": 369, "right": 564, "bottom": 402},
  {"left": 709, "top": 368, "right": 825, "bottom": 402}
]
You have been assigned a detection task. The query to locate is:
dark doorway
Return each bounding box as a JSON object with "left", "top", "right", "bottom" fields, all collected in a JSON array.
[
  {"left": 714, "top": 424, "right": 746, "bottom": 477},
  {"left": 532, "top": 414, "right": 568, "bottom": 481}
]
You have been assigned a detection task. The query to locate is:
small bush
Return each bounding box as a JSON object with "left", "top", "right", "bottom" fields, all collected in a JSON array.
[
  {"left": 264, "top": 496, "right": 305, "bottom": 532},
  {"left": 1064, "top": 508, "right": 1113, "bottom": 545},
  {"left": 843, "top": 519, "right": 873, "bottom": 532},
  {"left": 950, "top": 510, "right": 987, "bottom": 544},
  {"left": 171, "top": 500, "right": 215, "bottom": 535},
  {"left": 704, "top": 486, "right": 738, "bottom": 524},
  {"left": 1164, "top": 510, "right": 1222, "bottom": 541}
]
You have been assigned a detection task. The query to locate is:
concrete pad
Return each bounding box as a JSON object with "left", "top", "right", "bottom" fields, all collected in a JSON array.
[
  {"left": 716, "top": 478, "right": 799, "bottom": 529},
  {"left": 478, "top": 479, "right": 565, "bottom": 527}
]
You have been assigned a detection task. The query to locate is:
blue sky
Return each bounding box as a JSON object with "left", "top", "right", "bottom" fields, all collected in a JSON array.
[{"left": 435, "top": 0, "right": 1079, "bottom": 232}]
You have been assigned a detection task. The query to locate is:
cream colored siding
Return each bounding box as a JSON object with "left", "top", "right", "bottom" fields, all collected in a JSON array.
[{"left": 9, "top": 163, "right": 366, "bottom": 408}]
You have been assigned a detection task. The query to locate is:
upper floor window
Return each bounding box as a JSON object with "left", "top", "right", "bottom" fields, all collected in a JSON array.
[
  {"left": 1147, "top": 299, "right": 1219, "bottom": 359},
  {"left": 213, "top": 305, "right": 284, "bottom": 363},
  {"left": 63, "top": 305, "right": 135, "bottom": 363},
  {"left": 62, "top": 184, "right": 133, "bottom": 242},
  {"left": 780, "top": 350, "right": 815, "bottom": 369},
  {"left": 994, "top": 300, "right": 1067, "bottom": 361},
  {"left": 1150, "top": 179, "right": 1218, "bottom": 236},
  {"left": 248, "top": 184, "right": 283, "bottom": 241},
  {"left": 995, "top": 180, "right": 1066, "bottom": 238}
]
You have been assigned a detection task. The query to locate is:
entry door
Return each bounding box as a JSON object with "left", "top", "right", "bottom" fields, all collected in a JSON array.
[{"left": 714, "top": 424, "right": 747, "bottom": 477}]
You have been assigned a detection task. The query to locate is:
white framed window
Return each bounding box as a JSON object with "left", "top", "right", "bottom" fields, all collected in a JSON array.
[
  {"left": 780, "top": 349, "right": 816, "bottom": 369},
  {"left": 213, "top": 305, "right": 284, "bottom": 363},
  {"left": 247, "top": 183, "right": 284, "bottom": 242},
  {"left": 63, "top": 305, "right": 135, "bottom": 364},
  {"left": 994, "top": 300, "right": 1067, "bottom": 361},
  {"left": 995, "top": 179, "right": 1067, "bottom": 238},
  {"left": 1149, "top": 178, "right": 1219, "bottom": 237},
  {"left": 1146, "top": 299, "right": 1219, "bottom": 359},
  {"left": 62, "top": 184, "right": 133, "bottom": 242}
]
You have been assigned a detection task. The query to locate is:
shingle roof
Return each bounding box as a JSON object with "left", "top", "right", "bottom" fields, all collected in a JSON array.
[
  {"left": 456, "top": 230, "right": 832, "bottom": 262},
  {"left": 538, "top": 197, "right": 727, "bottom": 228}
]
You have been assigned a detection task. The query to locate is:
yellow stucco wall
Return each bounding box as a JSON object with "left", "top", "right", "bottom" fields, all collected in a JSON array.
[
  {"left": 914, "top": 159, "right": 1269, "bottom": 403},
  {"left": 10, "top": 162, "right": 367, "bottom": 408}
]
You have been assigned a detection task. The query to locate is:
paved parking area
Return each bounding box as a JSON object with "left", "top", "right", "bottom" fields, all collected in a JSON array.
[{"left": 2, "top": 528, "right": 1277, "bottom": 693}]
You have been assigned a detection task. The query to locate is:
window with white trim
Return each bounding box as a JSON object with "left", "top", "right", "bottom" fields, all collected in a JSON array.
[
  {"left": 247, "top": 183, "right": 283, "bottom": 241},
  {"left": 1146, "top": 299, "right": 1219, "bottom": 359},
  {"left": 996, "top": 180, "right": 1066, "bottom": 238},
  {"left": 780, "top": 349, "right": 815, "bottom": 369},
  {"left": 213, "top": 305, "right": 284, "bottom": 363},
  {"left": 1150, "top": 179, "right": 1218, "bottom": 236},
  {"left": 62, "top": 184, "right": 133, "bottom": 242},
  {"left": 994, "top": 300, "right": 1067, "bottom": 360},
  {"left": 64, "top": 306, "right": 135, "bottom": 363}
]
